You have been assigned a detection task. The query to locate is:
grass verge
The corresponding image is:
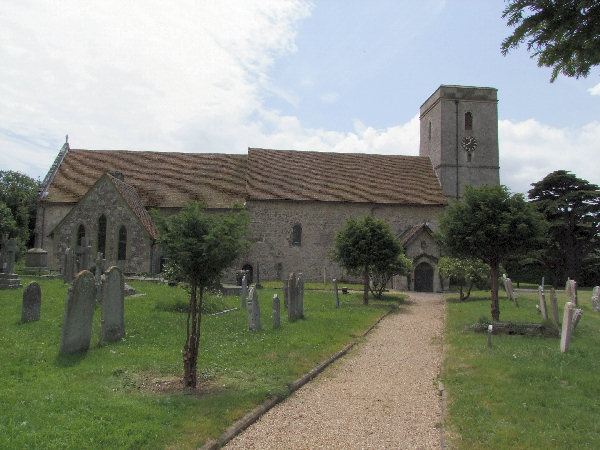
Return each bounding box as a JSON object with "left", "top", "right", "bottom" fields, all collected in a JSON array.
[
  {"left": 0, "top": 277, "right": 402, "bottom": 448},
  {"left": 443, "top": 287, "right": 600, "bottom": 449}
]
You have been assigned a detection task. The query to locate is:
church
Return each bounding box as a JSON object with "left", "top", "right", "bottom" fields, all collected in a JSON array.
[{"left": 35, "top": 85, "right": 500, "bottom": 292}]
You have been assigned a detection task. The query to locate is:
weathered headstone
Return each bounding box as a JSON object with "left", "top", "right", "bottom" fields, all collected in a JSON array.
[
  {"left": 5, "top": 238, "right": 17, "bottom": 275},
  {"left": 273, "top": 294, "right": 280, "bottom": 329},
  {"left": 297, "top": 273, "right": 304, "bottom": 318},
  {"left": 571, "top": 308, "right": 583, "bottom": 330},
  {"left": 560, "top": 302, "right": 574, "bottom": 353},
  {"left": 0, "top": 238, "right": 21, "bottom": 289},
  {"left": 283, "top": 278, "right": 289, "bottom": 310},
  {"left": 572, "top": 280, "right": 578, "bottom": 307},
  {"left": 21, "top": 281, "right": 42, "bottom": 322},
  {"left": 241, "top": 275, "right": 248, "bottom": 310},
  {"left": 538, "top": 285, "right": 548, "bottom": 320},
  {"left": 333, "top": 278, "right": 340, "bottom": 308},
  {"left": 287, "top": 272, "right": 304, "bottom": 321},
  {"left": 76, "top": 239, "right": 92, "bottom": 273},
  {"left": 101, "top": 266, "right": 125, "bottom": 342},
  {"left": 502, "top": 274, "right": 518, "bottom": 307},
  {"left": 592, "top": 286, "right": 600, "bottom": 312},
  {"left": 59, "top": 270, "right": 96, "bottom": 355},
  {"left": 248, "top": 286, "right": 261, "bottom": 331},
  {"left": 63, "top": 247, "right": 75, "bottom": 283},
  {"left": 549, "top": 288, "right": 560, "bottom": 328}
]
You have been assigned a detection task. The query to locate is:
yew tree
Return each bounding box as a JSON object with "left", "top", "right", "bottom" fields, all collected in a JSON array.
[
  {"left": 437, "top": 185, "right": 545, "bottom": 320},
  {"left": 154, "top": 202, "right": 249, "bottom": 388}
]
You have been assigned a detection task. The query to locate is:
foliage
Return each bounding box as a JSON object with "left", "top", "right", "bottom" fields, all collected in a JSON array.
[
  {"left": 437, "top": 185, "right": 546, "bottom": 320},
  {"left": 153, "top": 202, "right": 250, "bottom": 388},
  {"left": 332, "top": 215, "right": 404, "bottom": 305},
  {"left": 438, "top": 257, "right": 489, "bottom": 301},
  {"left": 0, "top": 202, "right": 18, "bottom": 240},
  {"left": 501, "top": 0, "right": 600, "bottom": 82},
  {"left": 0, "top": 278, "right": 397, "bottom": 448},
  {"left": 0, "top": 171, "right": 39, "bottom": 248},
  {"left": 369, "top": 252, "right": 412, "bottom": 299},
  {"left": 528, "top": 170, "right": 600, "bottom": 286}
]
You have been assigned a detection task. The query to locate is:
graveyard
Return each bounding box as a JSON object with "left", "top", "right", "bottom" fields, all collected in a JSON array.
[{"left": 0, "top": 276, "right": 399, "bottom": 448}]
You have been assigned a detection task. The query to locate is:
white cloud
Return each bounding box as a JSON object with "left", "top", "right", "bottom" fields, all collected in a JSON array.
[
  {"left": 587, "top": 82, "right": 600, "bottom": 96},
  {"left": 320, "top": 92, "right": 340, "bottom": 104}
]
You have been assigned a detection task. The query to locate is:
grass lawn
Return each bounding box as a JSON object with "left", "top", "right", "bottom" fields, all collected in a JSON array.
[
  {"left": 443, "top": 286, "right": 600, "bottom": 449},
  {"left": 0, "top": 277, "right": 401, "bottom": 448}
]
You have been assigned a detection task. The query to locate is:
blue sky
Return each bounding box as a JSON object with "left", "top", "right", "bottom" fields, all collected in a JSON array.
[{"left": 1, "top": 0, "right": 599, "bottom": 194}]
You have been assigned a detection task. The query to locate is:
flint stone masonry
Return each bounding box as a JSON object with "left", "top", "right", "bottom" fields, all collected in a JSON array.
[
  {"left": 101, "top": 266, "right": 125, "bottom": 342},
  {"left": 21, "top": 281, "right": 42, "bottom": 322},
  {"left": 59, "top": 271, "right": 96, "bottom": 355}
]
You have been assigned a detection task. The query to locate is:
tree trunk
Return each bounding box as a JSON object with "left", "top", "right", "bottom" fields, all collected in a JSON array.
[
  {"left": 490, "top": 262, "right": 500, "bottom": 321},
  {"left": 183, "top": 282, "right": 203, "bottom": 389},
  {"left": 363, "top": 268, "right": 369, "bottom": 305}
]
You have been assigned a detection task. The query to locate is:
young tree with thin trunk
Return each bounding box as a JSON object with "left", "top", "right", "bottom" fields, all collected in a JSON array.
[
  {"left": 154, "top": 202, "right": 249, "bottom": 388},
  {"left": 437, "top": 185, "right": 545, "bottom": 320}
]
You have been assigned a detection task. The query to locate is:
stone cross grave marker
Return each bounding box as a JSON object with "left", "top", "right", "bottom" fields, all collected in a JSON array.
[
  {"left": 101, "top": 266, "right": 125, "bottom": 342},
  {"left": 333, "top": 278, "right": 340, "bottom": 308},
  {"left": 5, "top": 238, "right": 17, "bottom": 274},
  {"left": 592, "top": 286, "right": 600, "bottom": 312},
  {"left": 59, "top": 270, "right": 96, "bottom": 355},
  {"left": 549, "top": 288, "right": 560, "bottom": 328},
  {"left": 560, "top": 302, "right": 574, "bottom": 353},
  {"left": 248, "top": 286, "right": 261, "bottom": 331},
  {"left": 21, "top": 281, "right": 42, "bottom": 323},
  {"left": 273, "top": 294, "right": 280, "bottom": 329},
  {"left": 538, "top": 285, "right": 548, "bottom": 320},
  {"left": 241, "top": 274, "right": 248, "bottom": 310}
]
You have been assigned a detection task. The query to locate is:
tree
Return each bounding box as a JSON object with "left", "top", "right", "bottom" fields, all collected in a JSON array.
[
  {"left": 528, "top": 170, "right": 600, "bottom": 286},
  {"left": 501, "top": 1, "right": 600, "bottom": 82},
  {"left": 332, "top": 215, "right": 404, "bottom": 305},
  {"left": 438, "top": 257, "right": 489, "bottom": 301},
  {"left": 0, "top": 171, "right": 39, "bottom": 247},
  {"left": 437, "top": 185, "right": 546, "bottom": 320},
  {"left": 0, "top": 202, "right": 18, "bottom": 239},
  {"left": 153, "top": 202, "right": 249, "bottom": 388},
  {"left": 369, "top": 252, "right": 413, "bottom": 299}
]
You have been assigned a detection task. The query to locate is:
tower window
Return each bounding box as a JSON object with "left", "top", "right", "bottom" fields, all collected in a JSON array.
[
  {"left": 292, "top": 224, "right": 302, "bottom": 246},
  {"left": 465, "top": 112, "right": 473, "bottom": 131},
  {"left": 118, "top": 226, "right": 127, "bottom": 260},
  {"left": 97, "top": 215, "right": 107, "bottom": 256}
]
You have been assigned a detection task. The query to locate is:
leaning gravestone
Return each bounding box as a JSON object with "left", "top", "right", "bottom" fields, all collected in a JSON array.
[
  {"left": 572, "top": 308, "right": 583, "bottom": 330},
  {"left": 21, "top": 281, "right": 42, "bottom": 322},
  {"left": 502, "top": 274, "right": 518, "bottom": 307},
  {"left": 248, "top": 286, "right": 261, "bottom": 331},
  {"left": 273, "top": 294, "right": 280, "bottom": 329},
  {"left": 538, "top": 286, "right": 548, "bottom": 320},
  {"left": 560, "top": 302, "right": 574, "bottom": 353},
  {"left": 549, "top": 288, "right": 560, "bottom": 328},
  {"left": 101, "top": 266, "right": 125, "bottom": 342},
  {"left": 592, "top": 286, "right": 600, "bottom": 312},
  {"left": 59, "top": 270, "right": 96, "bottom": 355}
]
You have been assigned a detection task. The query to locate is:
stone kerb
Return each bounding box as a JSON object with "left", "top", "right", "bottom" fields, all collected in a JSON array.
[
  {"left": 21, "top": 281, "right": 42, "bottom": 323},
  {"left": 101, "top": 266, "right": 125, "bottom": 342},
  {"left": 59, "top": 270, "right": 96, "bottom": 355}
]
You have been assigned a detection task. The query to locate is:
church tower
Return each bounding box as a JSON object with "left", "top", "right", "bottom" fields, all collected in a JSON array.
[{"left": 419, "top": 85, "right": 500, "bottom": 200}]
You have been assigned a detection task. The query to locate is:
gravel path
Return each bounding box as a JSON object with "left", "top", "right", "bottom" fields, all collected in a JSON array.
[{"left": 225, "top": 292, "right": 445, "bottom": 449}]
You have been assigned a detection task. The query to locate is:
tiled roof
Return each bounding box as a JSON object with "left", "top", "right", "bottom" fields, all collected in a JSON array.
[
  {"left": 44, "top": 150, "right": 247, "bottom": 208},
  {"left": 246, "top": 148, "right": 447, "bottom": 205},
  {"left": 398, "top": 223, "right": 434, "bottom": 246},
  {"left": 107, "top": 174, "right": 159, "bottom": 239}
]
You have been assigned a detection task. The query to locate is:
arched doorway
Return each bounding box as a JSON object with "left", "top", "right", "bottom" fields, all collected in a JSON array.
[{"left": 414, "top": 262, "right": 434, "bottom": 292}]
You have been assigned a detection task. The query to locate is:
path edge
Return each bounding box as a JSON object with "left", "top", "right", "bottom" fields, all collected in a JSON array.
[{"left": 200, "top": 308, "right": 395, "bottom": 450}]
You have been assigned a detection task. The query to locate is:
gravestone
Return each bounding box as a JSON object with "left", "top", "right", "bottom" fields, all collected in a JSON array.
[
  {"left": 283, "top": 279, "right": 289, "bottom": 310},
  {"left": 0, "top": 233, "right": 7, "bottom": 272},
  {"left": 333, "top": 278, "right": 340, "bottom": 308},
  {"left": 25, "top": 247, "right": 48, "bottom": 271},
  {"left": 502, "top": 274, "right": 518, "bottom": 307},
  {"left": 572, "top": 308, "right": 583, "bottom": 330},
  {"left": 241, "top": 275, "right": 248, "bottom": 310},
  {"left": 537, "top": 286, "right": 548, "bottom": 320},
  {"left": 76, "top": 239, "right": 92, "bottom": 273},
  {"left": 273, "top": 294, "right": 280, "bottom": 329},
  {"left": 63, "top": 247, "right": 75, "bottom": 283},
  {"left": 0, "top": 238, "right": 21, "bottom": 289},
  {"left": 592, "top": 286, "right": 600, "bottom": 312},
  {"left": 287, "top": 272, "right": 304, "bottom": 321},
  {"left": 101, "top": 266, "right": 125, "bottom": 342},
  {"left": 21, "top": 281, "right": 42, "bottom": 322},
  {"left": 560, "top": 302, "right": 574, "bottom": 353},
  {"left": 549, "top": 288, "right": 560, "bottom": 328},
  {"left": 59, "top": 270, "right": 96, "bottom": 355},
  {"left": 297, "top": 273, "right": 304, "bottom": 318},
  {"left": 248, "top": 286, "right": 261, "bottom": 331}
]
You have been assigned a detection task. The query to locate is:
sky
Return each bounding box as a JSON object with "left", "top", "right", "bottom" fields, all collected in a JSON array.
[{"left": 1, "top": 0, "right": 599, "bottom": 195}]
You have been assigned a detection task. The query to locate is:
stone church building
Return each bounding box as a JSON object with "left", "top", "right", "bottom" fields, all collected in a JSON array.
[{"left": 35, "top": 85, "right": 500, "bottom": 292}]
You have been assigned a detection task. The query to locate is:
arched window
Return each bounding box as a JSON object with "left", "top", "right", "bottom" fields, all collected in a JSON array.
[
  {"left": 77, "top": 224, "right": 86, "bottom": 247},
  {"left": 97, "top": 215, "right": 107, "bottom": 257},
  {"left": 465, "top": 112, "right": 473, "bottom": 131},
  {"left": 292, "top": 224, "right": 302, "bottom": 246},
  {"left": 117, "top": 226, "right": 127, "bottom": 261}
]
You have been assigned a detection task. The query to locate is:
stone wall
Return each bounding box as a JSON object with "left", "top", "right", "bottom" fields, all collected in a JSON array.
[
  {"left": 51, "top": 177, "right": 154, "bottom": 274},
  {"left": 226, "top": 200, "right": 445, "bottom": 283}
]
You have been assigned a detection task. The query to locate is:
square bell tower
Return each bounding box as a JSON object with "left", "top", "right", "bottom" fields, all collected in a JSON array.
[{"left": 419, "top": 85, "right": 500, "bottom": 200}]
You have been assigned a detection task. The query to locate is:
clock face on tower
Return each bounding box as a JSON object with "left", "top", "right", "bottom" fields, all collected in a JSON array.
[{"left": 461, "top": 136, "right": 478, "bottom": 152}]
